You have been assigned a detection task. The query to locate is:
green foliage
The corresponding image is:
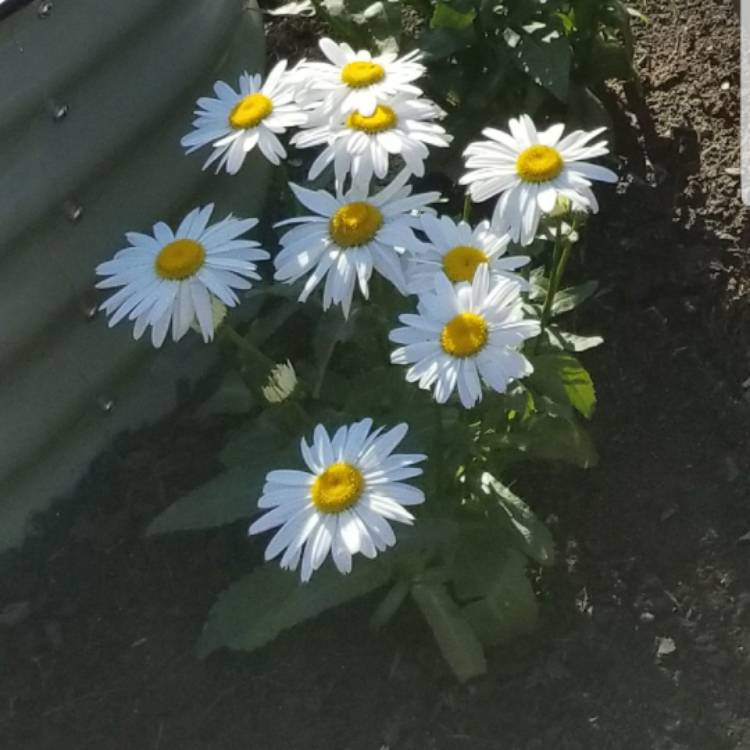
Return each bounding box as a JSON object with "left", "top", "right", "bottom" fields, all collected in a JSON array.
[
  {"left": 199, "top": 521, "right": 459, "bottom": 657},
  {"left": 505, "top": 413, "right": 599, "bottom": 468},
  {"left": 147, "top": 6, "right": 620, "bottom": 674},
  {"left": 148, "top": 413, "right": 297, "bottom": 535},
  {"left": 198, "top": 557, "right": 394, "bottom": 657},
  {"left": 462, "top": 549, "right": 538, "bottom": 646},
  {"left": 271, "top": 0, "right": 640, "bottom": 146},
  {"left": 411, "top": 581, "right": 487, "bottom": 681},
  {"left": 552, "top": 280, "right": 599, "bottom": 316},
  {"left": 529, "top": 352, "right": 596, "bottom": 419},
  {"left": 478, "top": 473, "right": 556, "bottom": 566}
]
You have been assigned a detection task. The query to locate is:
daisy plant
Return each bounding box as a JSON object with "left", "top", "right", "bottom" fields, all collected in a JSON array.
[{"left": 116, "top": 38, "right": 622, "bottom": 682}]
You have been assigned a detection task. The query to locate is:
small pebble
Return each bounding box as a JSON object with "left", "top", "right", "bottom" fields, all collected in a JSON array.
[{"left": 656, "top": 636, "right": 677, "bottom": 657}]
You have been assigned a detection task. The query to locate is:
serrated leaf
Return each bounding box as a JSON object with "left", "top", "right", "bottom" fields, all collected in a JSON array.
[
  {"left": 219, "top": 411, "right": 291, "bottom": 467},
  {"left": 370, "top": 578, "right": 410, "bottom": 630},
  {"left": 506, "top": 414, "right": 598, "bottom": 468},
  {"left": 430, "top": 2, "right": 476, "bottom": 29},
  {"left": 195, "top": 370, "right": 255, "bottom": 418},
  {"left": 551, "top": 280, "right": 598, "bottom": 316},
  {"left": 529, "top": 353, "right": 596, "bottom": 419},
  {"left": 312, "top": 307, "right": 358, "bottom": 397},
  {"left": 419, "top": 26, "right": 476, "bottom": 60},
  {"left": 547, "top": 328, "right": 604, "bottom": 352},
  {"left": 509, "top": 29, "right": 571, "bottom": 101},
  {"left": 147, "top": 465, "right": 258, "bottom": 536},
  {"left": 199, "top": 520, "right": 459, "bottom": 657},
  {"left": 451, "top": 530, "right": 515, "bottom": 600},
  {"left": 411, "top": 582, "right": 487, "bottom": 682},
  {"left": 149, "top": 415, "right": 298, "bottom": 535},
  {"left": 479, "top": 473, "right": 555, "bottom": 566},
  {"left": 198, "top": 561, "right": 394, "bottom": 657},
  {"left": 462, "top": 549, "right": 538, "bottom": 646}
]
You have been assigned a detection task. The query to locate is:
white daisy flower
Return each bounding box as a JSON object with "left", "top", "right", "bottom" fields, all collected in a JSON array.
[
  {"left": 292, "top": 96, "right": 452, "bottom": 189},
  {"left": 274, "top": 171, "right": 440, "bottom": 317},
  {"left": 406, "top": 213, "right": 530, "bottom": 294},
  {"left": 96, "top": 205, "right": 269, "bottom": 347},
  {"left": 180, "top": 61, "right": 306, "bottom": 174},
  {"left": 297, "top": 37, "right": 425, "bottom": 117},
  {"left": 389, "top": 265, "right": 540, "bottom": 408},
  {"left": 459, "top": 114, "right": 618, "bottom": 246},
  {"left": 249, "top": 419, "right": 426, "bottom": 582}
]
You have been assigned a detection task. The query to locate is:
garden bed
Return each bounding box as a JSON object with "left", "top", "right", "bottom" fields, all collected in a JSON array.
[{"left": 1, "top": 0, "right": 749, "bottom": 748}]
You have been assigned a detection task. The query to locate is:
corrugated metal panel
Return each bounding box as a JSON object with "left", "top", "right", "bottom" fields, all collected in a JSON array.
[{"left": 0, "top": 0, "right": 270, "bottom": 550}]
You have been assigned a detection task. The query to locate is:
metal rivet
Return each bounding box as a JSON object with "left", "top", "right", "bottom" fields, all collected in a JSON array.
[
  {"left": 79, "top": 292, "right": 98, "bottom": 320},
  {"left": 63, "top": 199, "right": 84, "bottom": 223},
  {"left": 37, "top": 0, "right": 53, "bottom": 18},
  {"left": 97, "top": 397, "right": 115, "bottom": 414},
  {"left": 48, "top": 99, "right": 68, "bottom": 121}
]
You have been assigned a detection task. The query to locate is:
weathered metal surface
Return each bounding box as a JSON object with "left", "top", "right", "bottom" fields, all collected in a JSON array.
[{"left": 0, "top": 0, "right": 269, "bottom": 549}]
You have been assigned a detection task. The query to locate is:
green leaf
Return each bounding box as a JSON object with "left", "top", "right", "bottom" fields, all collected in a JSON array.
[
  {"left": 450, "top": 530, "right": 516, "bottom": 600},
  {"left": 419, "top": 26, "right": 476, "bottom": 60},
  {"left": 218, "top": 410, "right": 293, "bottom": 467},
  {"left": 529, "top": 353, "right": 596, "bottom": 419},
  {"left": 411, "top": 582, "right": 487, "bottom": 682},
  {"left": 198, "top": 560, "right": 394, "bottom": 657},
  {"left": 195, "top": 370, "right": 255, "bottom": 418},
  {"left": 551, "top": 280, "right": 598, "bottom": 316},
  {"left": 478, "top": 473, "right": 555, "bottom": 566},
  {"left": 148, "top": 414, "right": 298, "bottom": 535},
  {"left": 430, "top": 2, "right": 476, "bottom": 29},
  {"left": 546, "top": 328, "right": 604, "bottom": 352},
  {"left": 247, "top": 298, "right": 300, "bottom": 347},
  {"left": 312, "top": 307, "right": 358, "bottom": 398},
  {"left": 462, "top": 550, "right": 538, "bottom": 646},
  {"left": 589, "top": 39, "right": 635, "bottom": 82},
  {"left": 506, "top": 414, "right": 598, "bottom": 468},
  {"left": 370, "top": 578, "right": 411, "bottom": 630},
  {"left": 198, "top": 520, "right": 459, "bottom": 657},
  {"left": 508, "top": 29, "right": 572, "bottom": 101},
  {"left": 146, "top": 465, "right": 258, "bottom": 536}
]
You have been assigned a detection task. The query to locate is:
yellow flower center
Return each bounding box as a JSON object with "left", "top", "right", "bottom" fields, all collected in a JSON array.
[
  {"left": 340, "top": 60, "right": 386, "bottom": 88},
  {"left": 440, "top": 312, "right": 488, "bottom": 358},
  {"left": 155, "top": 239, "right": 206, "bottom": 280},
  {"left": 311, "top": 462, "right": 364, "bottom": 513},
  {"left": 329, "top": 202, "right": 383, "bottom": 248},
  {"left": 228, "top": 93, "right": 273, "bottom": 129},
  {"left": 442, "top": 245, "right": 488, "bottom": 283},
  {"left": 515, "top": 144, "right": 564, "bottom": 183},
  {"left": 346, "top": 105, "right": 397, "bottom": 134}
]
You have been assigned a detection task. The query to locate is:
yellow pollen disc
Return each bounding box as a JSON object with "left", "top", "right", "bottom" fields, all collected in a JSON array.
[
  {"left": 155, "top": 239, "right": 206, "bottom": 281},
  {"left": 340, "top": 60, "right": 386, "bottom": 88},
  {"left": 515, "top": 144, "right": 564, "bottom": 183},
  {"left": 346, "top": 105, "right": 397, "bottom": 134},
  {"left": 329, "top": 202, "right": 383, "bottom": 248},
  {"left": 442, "top": 245, "right": 489, "bottom": 283},
  {"left": 311, "top": 462, "right": 364, "bottom": 513},
  {"left": 441, "top": 312, "right": 488, "bottom": 358},
  {"left": 228, "top": 93, "right": 273, "bottom": 129}
]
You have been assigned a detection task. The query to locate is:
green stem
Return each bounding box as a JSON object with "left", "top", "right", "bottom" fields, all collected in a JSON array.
[
  {"left": 430, "top": 403, "right": 445, "bottom": 507},
  {"left": 220, "top": 323, "right": 274, "bottom": 372},
  {"left": 536, "top": 216, "right": 572, "bottom": 351},
  {"left": 462, "top": 193, "right": 472, "bottom": 223}
]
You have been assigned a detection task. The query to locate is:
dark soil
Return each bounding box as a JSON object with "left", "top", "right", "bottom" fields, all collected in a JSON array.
[{"left": 2, "top": 0, "right": 750, "bottom": 748}]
